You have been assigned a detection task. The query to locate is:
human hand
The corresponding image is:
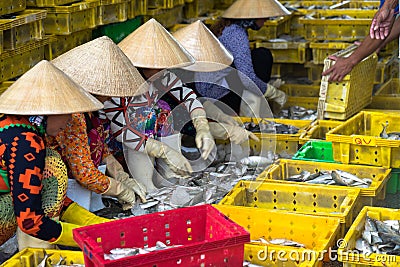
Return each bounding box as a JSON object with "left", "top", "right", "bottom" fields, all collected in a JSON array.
[
  {"left": 321, "top": 55, "right": 355, "bottom": 82},
  {"left": 370, "top": 8, "right": 395, "bottom": 39}
]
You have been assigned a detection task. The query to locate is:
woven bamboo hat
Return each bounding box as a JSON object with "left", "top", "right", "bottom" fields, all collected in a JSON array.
[
  {"left": 222, "top": 0, "right": 291, "bottom": 19},
  {"left": 0, "top": 60, "right": 103, "bottom": 115},
  {"left": 173, "top": 20, "right": 233, "bottom": 72},
  {"left": 52, "top": 36, "right": 147, "bottom": 97},
  {"left": 118, "top": 18, "right": 195, "bottom": 69}
]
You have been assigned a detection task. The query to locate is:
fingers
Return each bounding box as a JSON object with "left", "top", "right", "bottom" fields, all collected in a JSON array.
[
  {"left": 248, "top": 132, "right": 260, "bottom": 142},
  {"left": 200, "top": 138, "right": 214, "bottom": 159}
]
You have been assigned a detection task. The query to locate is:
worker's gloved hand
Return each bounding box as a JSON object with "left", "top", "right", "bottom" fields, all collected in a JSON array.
[
  {"left": 202, "top": 100, "right": 239, "bottom": 126},
  {"left": 209, "top": 122, "right": 260, "bottom": 145},
  {"left": 191, "top": 109, "right": 216, "bottom": 159},
  {"left": 50, "top": 222, "right": 80, "bottom": 247},
  {"left": 145, "top": 138, "right": 193, "bottom": 177},
  {"left": 102, "top": 177, "right": 137, "bottom": 210},
  {"left": 115, "top": 171, "right": 147, "bottom": 203},
  {"left": 264, "top": 84, "right": 287, "bottom": 107},
  {"left": 60, "top": 202, "right": 111, "bottom": 226}
]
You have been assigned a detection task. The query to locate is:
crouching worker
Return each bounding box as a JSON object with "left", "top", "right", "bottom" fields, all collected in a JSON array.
[{"left": 0, "top": 60, "right": 109, "bottom": 250}]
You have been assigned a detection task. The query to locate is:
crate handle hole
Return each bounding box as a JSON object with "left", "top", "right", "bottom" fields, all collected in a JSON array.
[
  {"left": 273, "top": 199, "right": 277, "bottom": 203},
  {"left": 313, "top": 193, "right": 317, "bottom": 198},
  {"left": 293, "top": 192, "right": 296, "bottom": 197},
  {"left": 254, "top": 197, "right": 258, "bottom": 201},
  {"left": 143, "top": 228, "right": 147, "bottom": 233},
  {"left": 375, "top": 158, "right": 378, "bottom": 162},
  {"left": 293, "top": 208, "right": 296, "bottom": 211},
  {"left": 144, "top": 236, "right": 148, "bottom": 241},
  {"left": 313, "top": 202, "right": 317, "bottom": 206},
  {"left": 374, "top": 151, "right": 378, "bottom": 155},
  {"left": 333, "top": 195, "right": 337, "bottom": 200},
  {"left": 200, "top": 254, "right": 205, "bottom": 260},
  {"left": 165, "top": 224, "right": 169, "bottom": 229},
  {"left": 273, "top": 190, "right": 277, "bottom": 195},
  {"left": 120, "top": 232, "right": 125, "bottom": 238},
  {"left": 333, "top": 203, "right": 337, "bottom": 208},
  {"left": 187, "top": 220, "right": 191, "bottom": 225},
  {"left": 293, "top": 200, "right": 296, "bottom": 205},
  {"left": 224, "top": 258, "right": 229, "bottom": 263}
]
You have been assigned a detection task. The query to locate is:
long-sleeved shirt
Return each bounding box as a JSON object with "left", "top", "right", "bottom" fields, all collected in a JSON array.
[
  {"left": 103, "top": 71, "right": 204, "bottom": 152},
  {"left": 47, "top": 113, "right": 110, "bottom": 194},
  {"left": 0, "top": 115, "right": 62, "bottom": 245}
]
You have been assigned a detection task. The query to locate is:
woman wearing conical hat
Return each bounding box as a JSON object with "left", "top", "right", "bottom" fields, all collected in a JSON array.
[
  {"left": 102, "top": 19, "right": 215, "bottom": 192},
  {"left": 173, "top": 20, "right": 261, "bottom": 146},
  {"left": 0, "top": 60, "right": 110, "bottom": 250},
  {"left": 208, "top": 0, "right": 291, "bottom": 114},
  {"left": 50, "top": 36, "right": 147, "bottom": 210}
]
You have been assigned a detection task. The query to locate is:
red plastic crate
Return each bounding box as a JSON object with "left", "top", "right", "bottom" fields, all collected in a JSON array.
[{"left": 73, "top": 204, "right": 250, "bottom": 267}]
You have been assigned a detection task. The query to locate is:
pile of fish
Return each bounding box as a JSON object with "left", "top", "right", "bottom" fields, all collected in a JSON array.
[
  {"left": 287, "top": 170, "right": 372, "bottom": 188},
  {"left": 37, "top": 250, "right": 84, "bottom": 267},
  {"left": 244, "top": 119, "right": 300, "bottom": 134},
  {"left": 104, "top": 241, "right": 182, "bottom": 260},
  {"left": 283, "top": 3, "right": 331, "bottom": 12},
  {"left": 276, "top": 106, "right": 317, "bottom": 120},
  {"left": 356, "top": 216, "right": 400, "bottom": 255},
  {"left": 380, "top": 122, "right": 400, "bottom": 140},
  {"left": 251, "top": 237, "right": 306, "bottom": 248}
]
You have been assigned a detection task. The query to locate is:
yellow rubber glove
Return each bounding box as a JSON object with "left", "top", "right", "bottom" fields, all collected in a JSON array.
[
  {"left": 103, "top": 155, "right": 147, "bottom": 202},
  {"left": 50, "top": 222, "right": 80, "bottom": 247},
  {"left": 264, "top": 83, "right": 287, "bottom": 107},
  {"left": 208, "top": 122, "right": 260, "bottom": 145},
  {"left": 145, "top": 138, "right": 193, "bottom": 177},
  {"left": 202, "top": 101, "right": 239, "bottom": 126},
  {"left": 60, "top": 202, "right": 111, "bottom": 226},
  {"left": 191, "top": 109, "right": 216, "bottom": 159}
]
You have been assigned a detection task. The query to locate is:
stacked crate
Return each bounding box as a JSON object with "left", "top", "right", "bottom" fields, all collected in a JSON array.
[
  {"left": 144, "top": 0, "right": 185, "bottom": 28},
  {"left": 0, "top": 1, "right": 50, "bottom": 85}
]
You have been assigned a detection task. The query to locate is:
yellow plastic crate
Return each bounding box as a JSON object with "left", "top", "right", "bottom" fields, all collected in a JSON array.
[
  {"left": 299, "top": 119, "right": 342, "bottom": 144},
  {"left": 214, "top": 0, "right": 233, "bottom": 9},
  {"left": 305, "top": 61, "right": 324, "bottom": 84},
  {"left": 0, "top": 37, "right": 50, "bottom": 82},
  {"left": 0, "top": 0, "right": 26, "bottom": 16},
  {"left": 368, "top": 79, "right": 400, "bottom": 110},
  {"left": 318, "top": 45, "right": 378, "bottom": 120},
  {"left": 97, "top": 0, "right": 129, "bottom": 26},
  {"left": 26, "top": 0, "right": 76, "bottom": 7},
  {"left": 255, "top": 41, "right": 310, "bottom": 64},
  {"left": 128, "top": 0, "right": 147, "bottom": 18},
  {"left": 218, "top": 180, "right": 361, "bottom": 237},
  {"left": 280, "top": 83, "right": 320, "bottom": 97},
  {"left": 326, "top": 111, "right": 400, "bottom": 168},
  {"left": 214, "top": 205, "right": 341, "bottom": 267},
  {"left": 44, "top": 0, "right": 99, "bottom": 35},
  {"left": 144, "top": 5, "right": 184, "bottom": 28},
  {"left": 271, "top": 62, "right": 308, "bottom": 78},
  {"left": 299, "top": 10, "right": 375, "bottom": 41},
  {"left": 379, "top": 38, "right": 399, "bottom": 57},
  {"left": 45, "top": 29, "right": 92, "bottom": 60},
  {"left": 183, "top": 0, "right": 214, "bottom": 18},
  {"left": 0, "top": 10, "right": 46, "bottom": 54},
  {"left": 331, "top": 0, "right": 380, "bottom": 9},
  {"left": 338, "top": 206, "right": 400, "bottom": 267},
  {"left": 310, "top": 41, "right": 352, "bottom": 65},
  {"left": 248, "top": 15, "right": 292, "bottom": 41},
  {"left": 374, "top": 55, "right": 397, "bottom": 85},
  {"left": 282, "top": 96, "right": 319, "bottom": 110},
  {"left": 282, "top": 1, "right": 338, "bottom": 15},
  {"left": 0, "top": 248, "right": 84, "bottom": 267},
  {"left": 235, "top": 117, "right": 312, "bottom": 157},
  {"left": 257, "top": 159, "right": 391, "bottom": 199},
  {"left": 0, "top": 81, "right": 14, "bottom": 95}
]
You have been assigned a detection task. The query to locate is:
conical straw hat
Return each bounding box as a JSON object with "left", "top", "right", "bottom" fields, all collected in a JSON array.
[
  {"left": 52, "top": 36, "right": 147, "bottom": 97},
  {"left": 222, "top": 0, "right": 291, "bottom": 19},
  {"left": 0, "top": 60, "right": 103, "bottom": 115},
  {"left": 118, "top": 18, "right": 195, "bottom": 69},
  {"left": 173, "top": 20, "right": 233, "bottom": 72}
]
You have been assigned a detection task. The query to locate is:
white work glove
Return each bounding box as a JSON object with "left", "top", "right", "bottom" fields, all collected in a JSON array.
[
  {"left": 103, "top": 155, "right": 147, "bottom": 202},
  {"left": 208, "top": 122, "right": 260, "bottom": 145},
  {"left": 202, "top": 100, "right": 240, "bottom": 126},
  {"left": 191, "top": 109, "right": 216, "bottom": 159},
  {"left": 102, "top": 177, "right": 137, "bottom": 210},
  {"left": 264, "top": 83, "right": 287, "bottom": 107},
  {"left": 145, "top": 138, "right": 193, "bottom": 177}
]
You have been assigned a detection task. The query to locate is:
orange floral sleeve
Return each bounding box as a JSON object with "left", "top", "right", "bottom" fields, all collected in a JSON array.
[{"left": 55, "top": 113, "right": 110, "bottom": 194}]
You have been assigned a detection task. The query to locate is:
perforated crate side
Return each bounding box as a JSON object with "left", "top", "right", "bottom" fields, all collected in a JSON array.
[
  {"left": 26, "top": 0, "right": 77, "bottom": 7},
  {"left": 255, "top": 41, "right": 310, "bottom": 64},
  {"left": 97, "top": 0, "right": 129, "bottom": 26},
  {"left": 128, "top": 0, "right": 147, "bottom": 18},
  {"left": 310, "top": 41, "right": 352, "bottom": 65},
  {"left": 0, "top": 0, "right": 26, "bottom": 16},
  {"left": 45, "top": 29, "right": 92, "bottom": 60},
  {"left": 248, "top": 15, "right": 292, "bottom": 41}
]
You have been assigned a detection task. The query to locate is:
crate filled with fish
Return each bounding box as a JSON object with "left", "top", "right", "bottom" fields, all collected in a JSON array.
[
  {"left": 1, "top": 248, "right": 84, "bottom": 267},
  {"left": 257, "top": 159, "right": 391, "bottom": 200},
  {"left": 282, "top": 1, "right": 339, "bottom": 15},
  {"left": 237, "top": 117, "right": 312, "bottom": 158},
  {"left": 331, "top": 0, "right": 380, "bottom": 9},
  {"left": 292, "top": 140, "right": 336, "bottom": 163},
  {"left": 369, "top": 79, "right": 400, "bottom": 110},
  {"left": 326, "top": 111, "right": 400, "bottom": 168},
  {"left": 318, "top": 45, "right": 378, "bottom": 120},
  {"left": 338, "top": 206, "right": 400, "bottom": 267},
  {"left": 248, "top": 15, "right": 292, "bottom": 41},
  {"left": 215, "top": 205, "right": 341, "bottom": 267},
  {"left": 254, "top": 38, "right": 311, "bottom": 64},
  {"left": 218, "top": 180, "right": 361, "bottom": 237},
  {"left": 73, "top": 204, "right": 250, "bottom": 267},
  {"left": 299, "top": 119, "right": 342, "bottom": 144},
  {"left": 299, "top": 10, "right": 375, "bottom": 41}
]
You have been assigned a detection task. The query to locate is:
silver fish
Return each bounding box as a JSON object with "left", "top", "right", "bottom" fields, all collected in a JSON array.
[
  {"left": 331, "top": 170, "right": 348, "bottom": 186},
  {"left": 267, "top": 238, "right": 306, "bottom": 248},
  {"left": 356, "top": 238, "right": 373, "bottom": 254},
  {"left": 240, "top": 156, "right": 273, "bottom": 168},
  {"left": 335, "top": 170, "right": 369, "bottom": 185},
  {"left": 38, "top": 249, "right": 53, "bottom": 267}
]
